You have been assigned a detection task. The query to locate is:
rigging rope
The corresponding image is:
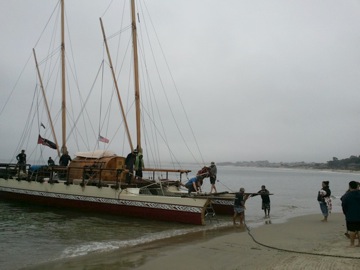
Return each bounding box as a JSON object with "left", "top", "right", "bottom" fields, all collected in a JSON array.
[
  {"left": 217, "top": 180, "right": 234, "bottom": 192},
  {"left": 131, "top": 2, "right": 206, "bottom": 168}
]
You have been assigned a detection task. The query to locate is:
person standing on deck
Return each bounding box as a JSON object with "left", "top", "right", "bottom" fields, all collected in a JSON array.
[
  {"left": 125, "top": 149, "right": 137, "bottom": 184},
  {"left": 59, "top": 151, "right": 72, "bottom": 179},
  {"left": 16, "top": 149, "right": 27, "bottom": 173},
  {"left": 59, "top": 151, "right": 72, "bottom": 166},
  {"left": 135, "top": 153, "right": 144, "bottom": 180},
  {"left": 209, "top": 161, "right": 217, "bottom": 193},
  {"left": 47, "top": 157, "right": 55, "bottom": 166}
]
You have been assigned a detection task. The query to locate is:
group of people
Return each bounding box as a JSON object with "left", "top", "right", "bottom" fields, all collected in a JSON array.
[
  {"left": 317, "top": 180, "right": 360, "bottom": 247},
  {"left": 47, "top": 152, "right": 72, "bottom": 167},
  {"left": 181, "top": 162, "right": 271, "bottom": 226},
  {"left": 182, "top": 162, "right": 218, "bottom": 194},
  {"left": 124, "top": 148, "right": 144, "bottom": 184},
  {"left": 15, "top": 149, "right": 72, "bottom": 174}
]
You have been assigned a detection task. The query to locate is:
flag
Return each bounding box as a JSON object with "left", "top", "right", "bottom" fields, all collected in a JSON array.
[
  {"left": 41, "top": 122, "right": 46, "bottom": 129},
  {"left": 98, "top": 135, "right": 109, "bottom": 143},
  {"left": 37, "top": 135, "right": 57, "bottom": 149}
]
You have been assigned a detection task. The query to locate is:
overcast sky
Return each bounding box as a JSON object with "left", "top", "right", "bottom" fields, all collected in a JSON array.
[{"left": 1, "top": 0, "right": 360, "bottom": 164}]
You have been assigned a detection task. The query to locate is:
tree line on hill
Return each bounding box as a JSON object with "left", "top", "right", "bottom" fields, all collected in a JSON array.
[
  {"left": 326, "top": 156, "right": 360, "bottom": 170},
  {"left": 218, "top": 155, "right": 360, "bottom": 171}
]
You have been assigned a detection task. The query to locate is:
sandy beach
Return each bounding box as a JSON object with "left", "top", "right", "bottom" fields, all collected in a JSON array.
[
  {"left": 26, "top": 212, "right": 360, "bottom": 270},
  {"left": 132, "top": 213, "right": 359, "bottom": 270}
]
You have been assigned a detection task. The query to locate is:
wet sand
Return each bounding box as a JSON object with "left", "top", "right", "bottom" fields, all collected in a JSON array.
[{"left": 26, "top": 213, "right": 360, "bottom": 270}]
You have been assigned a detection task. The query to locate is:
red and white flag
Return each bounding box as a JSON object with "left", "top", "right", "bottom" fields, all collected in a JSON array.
[
  {"left": 98, "top": 135, "right": 109, "bottom": 143},
  {"left": 37, "top": 135, "right": 57, "bottom": 149}
]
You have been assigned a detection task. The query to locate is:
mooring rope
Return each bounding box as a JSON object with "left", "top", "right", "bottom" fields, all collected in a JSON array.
[{"left": 244, "top": 223, "right": 360, "bottom": 260}]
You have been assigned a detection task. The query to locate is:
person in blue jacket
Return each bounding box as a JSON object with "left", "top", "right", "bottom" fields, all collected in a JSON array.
[{"left": 184, "top": 176, "right": 203, "bottom": 194}]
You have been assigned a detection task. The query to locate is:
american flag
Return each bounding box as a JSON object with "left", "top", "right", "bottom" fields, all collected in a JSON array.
[{"left": 98, "top": 135, "right": 109, "bottom": 143}]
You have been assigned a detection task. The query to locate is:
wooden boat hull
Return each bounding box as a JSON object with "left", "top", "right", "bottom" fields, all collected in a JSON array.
[
  {"left": 162, "top": 186, "right": 235, "bottom": 216},
  {"left": 0, "top": 178, "right": 209, "bottom": 225},
  {"left": 211, "top": 197, "right": 234, "bottom": 215}
]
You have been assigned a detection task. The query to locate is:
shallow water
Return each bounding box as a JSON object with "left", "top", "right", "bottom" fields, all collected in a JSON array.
[{"left": 0, "top": 166, "right": 357, "bottom": 270}]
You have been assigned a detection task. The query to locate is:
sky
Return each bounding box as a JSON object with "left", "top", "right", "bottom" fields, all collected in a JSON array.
[{"left": 1, "top": 0, "right": 360, "bottom": 164}]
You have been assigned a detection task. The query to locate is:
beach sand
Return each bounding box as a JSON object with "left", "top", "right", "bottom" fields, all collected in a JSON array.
[{"left": 26, "top": 213, "right": 360, "bottom": 270}]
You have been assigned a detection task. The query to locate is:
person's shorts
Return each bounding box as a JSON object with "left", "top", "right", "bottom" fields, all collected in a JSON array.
[
  {"left": 210, "top": 177, "right": 216, "bottom": 185},
  {"left": 346, "top": 221, "right": 360, "bottom": 232},
  {"left": 262, "top": 202, "right": 270, "bottom": 210},
  {"left": 234, "top": 206, "right": 244, "bottom": 214}
]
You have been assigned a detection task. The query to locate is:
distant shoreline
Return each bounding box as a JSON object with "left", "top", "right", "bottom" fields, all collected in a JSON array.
[{"left": 217, "top": 162, "right": 360, "bottom": 173}]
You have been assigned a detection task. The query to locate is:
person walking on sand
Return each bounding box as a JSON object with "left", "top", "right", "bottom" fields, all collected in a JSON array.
[
  {"left": 233, "top": 187, "right": 249, "bottom": 225},
  {"left": 252, "top": 185, "right": 271, "bottom": 218},
  {"left": 341, "top": 181, "right": 360, "bottom": 247},
  {"left": 209, "top": 161, "right": 217, "bottom": 193},
  {"left": 317, "top": 181, "right": 331, "bottom": 222}
]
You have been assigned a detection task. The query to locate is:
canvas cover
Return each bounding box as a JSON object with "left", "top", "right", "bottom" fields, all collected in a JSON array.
[{"left": 74, "top": 150, "right": 116, "bottom": 159}]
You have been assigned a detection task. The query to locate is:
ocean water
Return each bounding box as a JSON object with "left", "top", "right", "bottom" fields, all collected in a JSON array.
[{"left": 0, "top": 166, "right": 357, "bottom": 270}]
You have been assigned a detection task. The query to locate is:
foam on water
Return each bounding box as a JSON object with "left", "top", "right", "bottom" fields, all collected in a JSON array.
[{"left": 59, "top": 222, "right": 229, "bottom": 259}]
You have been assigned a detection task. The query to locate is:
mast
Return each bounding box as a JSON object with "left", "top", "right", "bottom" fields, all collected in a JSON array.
[
  {"left": 60, "top": 0, "right": 67, "bottom": 154},
  {"left": 130, "top": 0, "right": 141, "bottom": 151},
  {"left": 33, "top": 49, "right": 61, "bottom": 158},
  {"left": 99, "top": 18, "right": 134, "bottom": 151}
]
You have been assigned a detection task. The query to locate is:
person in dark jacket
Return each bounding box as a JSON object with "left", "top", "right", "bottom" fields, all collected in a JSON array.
[
  {"left": 135, "top": 153, "right": 144, "bottom": 180},
  {"left": 47, "top": 157, "right": 55, "bottom": 166},
  {"left": 317, "top": 181, "right": 331, "bottom": 222},
  {"left": 59, "top": 152, "right": 72, "bottom": 166},
  {"left": 209, "top": 162, "right": 217, "bottom": 193},
  {"left": 341, "top": 181, "right": 360, "bottom": 247},
  {"left": 125, "top": 150, "right": 137, "bottom": 184},
  {"left": 16, "top": 149, "right": 27, "bottom": 173},
  {"left": 251, "top": 185, "right": 271, "bottom": 217}
]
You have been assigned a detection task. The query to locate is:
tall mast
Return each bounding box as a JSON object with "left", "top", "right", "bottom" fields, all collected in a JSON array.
[
  {"left": 60, "top": 0, "right": 67, "bottom": 154},
  {"left": 99, "top": 18, "right": 134, "bottom": 152},
  {"left": 130, "top": 0, "right": 141, "bottom": 151}
]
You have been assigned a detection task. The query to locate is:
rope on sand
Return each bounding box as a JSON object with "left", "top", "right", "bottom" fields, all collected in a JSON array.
[{"left": 245, "top": 223, "right": 360, "bottom": 260}]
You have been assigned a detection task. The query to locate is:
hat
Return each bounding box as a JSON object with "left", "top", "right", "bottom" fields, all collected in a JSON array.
[{"left": 211, "top": 162, "right": 215, "bottom": 165}]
